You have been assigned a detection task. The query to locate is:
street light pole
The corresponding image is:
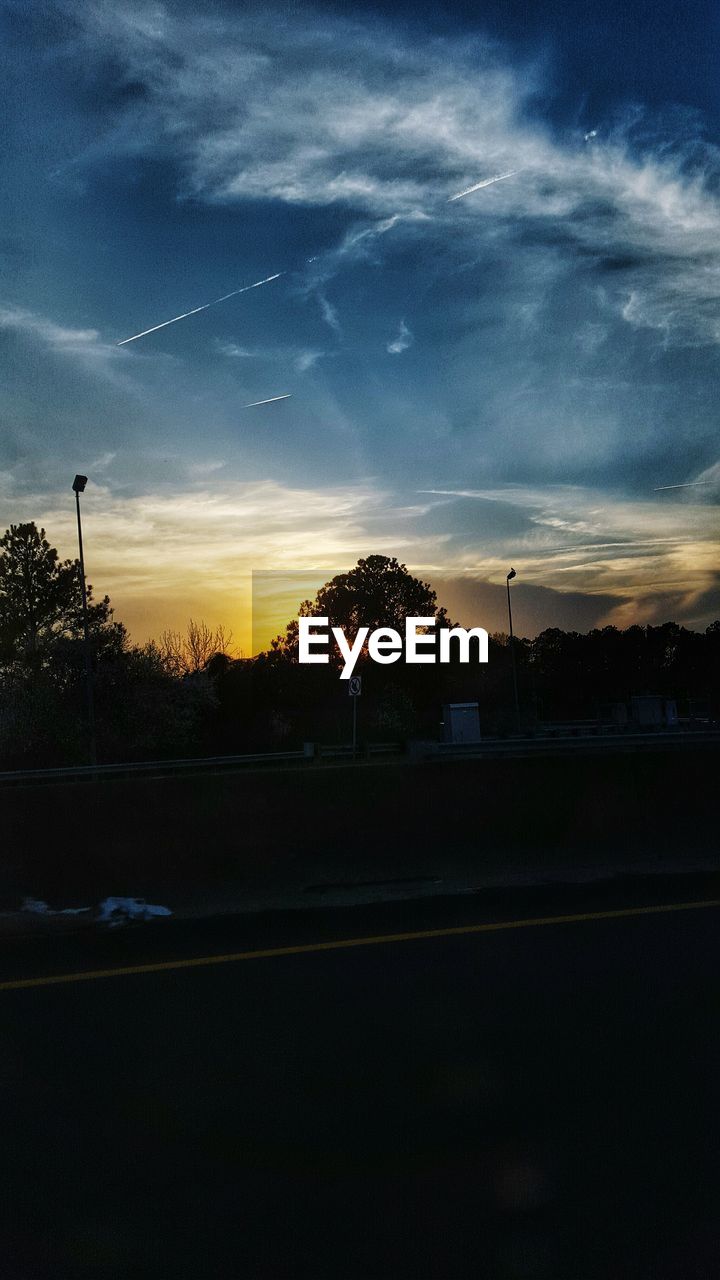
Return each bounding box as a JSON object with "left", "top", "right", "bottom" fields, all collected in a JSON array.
[
  {"left": 506, "top": 567, "right": 520, "bottom": 730},
  {"left": 73, "top": 474, "right": 97, "bottom": 766}
]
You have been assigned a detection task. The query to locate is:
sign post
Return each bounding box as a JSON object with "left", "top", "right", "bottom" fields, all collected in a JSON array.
[{"left": 348, "top": 675, "right": 362, "bottom": 758}]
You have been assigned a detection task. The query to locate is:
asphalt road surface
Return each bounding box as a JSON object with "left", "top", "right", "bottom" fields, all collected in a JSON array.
[{"left": 1, "top": 880, "right": 720, "bottom": 1279}]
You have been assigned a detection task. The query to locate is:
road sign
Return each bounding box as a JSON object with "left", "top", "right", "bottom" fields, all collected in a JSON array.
[{"left": 348, "top": 676, "right": 362, "bottom": 697}]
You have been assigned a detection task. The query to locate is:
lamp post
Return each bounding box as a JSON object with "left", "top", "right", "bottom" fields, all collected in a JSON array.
[
  {"left": 72, "top": 474, "right": 97, "bottom": 766},
  {"left": 506, "top": 567, "right": 520, "bottom": 730}
]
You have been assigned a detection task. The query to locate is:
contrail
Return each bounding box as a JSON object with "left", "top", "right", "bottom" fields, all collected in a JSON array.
[
  {"left": 448, "top": 169, "right": 519, "bottom": 202},
  {"left": 243, "top": 394, "right": 292, "bottom": 408},
  {"left": 653, "top": 480, "right": 712, "bottom": 491},
  {"left": 117, "top": 272, "right": 284, "bottom": 346}
]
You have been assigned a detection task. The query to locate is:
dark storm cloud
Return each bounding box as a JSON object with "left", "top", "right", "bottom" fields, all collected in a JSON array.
[
  {"left": 631, "top": 573, "right": 720, "bottom": 630},
  {"left": 431, "top": 576, "right": 625, "bottom": 637}
]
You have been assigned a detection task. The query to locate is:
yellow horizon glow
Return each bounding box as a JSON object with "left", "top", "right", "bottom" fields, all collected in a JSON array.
[{"left": 2, "top": 476, "right": 718, "bottom": 652}]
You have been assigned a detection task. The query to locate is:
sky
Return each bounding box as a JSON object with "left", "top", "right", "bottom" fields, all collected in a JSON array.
[{"left": 1, "top": 0, "right": 719, "bottom": 652}]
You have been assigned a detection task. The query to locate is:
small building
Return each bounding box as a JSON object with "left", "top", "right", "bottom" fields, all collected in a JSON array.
[
  {"left": 442, "top": 702, "right": 481, "bottom": 744},
  {"left": 630, "top": 695, "right": 678, "bottom": 728}
]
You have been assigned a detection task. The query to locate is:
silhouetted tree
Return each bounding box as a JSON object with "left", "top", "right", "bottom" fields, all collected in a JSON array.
[
  {"left": 272, "top": 555, "right": 449, "bottom": 661},
  {"left": 0, "top": 523, "right": 219, "bottom": 767},
  {"left": 2, "top": 526, "right": 718, "bottom": 764},
  {"left": 248, "top": 556, "right": 464, "bottom": 743},
  {"left": 0, "top": 522, "right": 121, "bottom": 667},
  {"left": 158, "top": 619, "right": 236, "bottom": 677},
  {"left": 308, "top": 555, "right": 448, "bottom": 631},
  {"left": 92, "top": 641, "right": 219, "bottom": 763}
]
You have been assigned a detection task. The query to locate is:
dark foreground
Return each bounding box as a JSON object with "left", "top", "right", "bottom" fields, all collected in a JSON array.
[{"left": 2, "top": 881, "right": 720, "bottom": 1278}]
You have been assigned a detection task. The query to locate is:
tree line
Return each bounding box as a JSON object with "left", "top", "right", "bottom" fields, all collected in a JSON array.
[{"left": 0, "top": 522, "right": 717, "bottom": 767}]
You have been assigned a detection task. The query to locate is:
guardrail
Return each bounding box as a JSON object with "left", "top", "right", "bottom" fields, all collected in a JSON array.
[
  {"left": 422, "top": 728, "right": 720, "bottom": 761},
  {"left": 317, "top": 742, "right": 402, "bottom": 760},
  {"left": 0, "top": 749, "right": 307, "bottom": 787},
  {"left": 0, "top": 742, "right": 405, "bottom": 787},
  {"left": 0, "top": 729, "right": 717, "bottom": 786}
]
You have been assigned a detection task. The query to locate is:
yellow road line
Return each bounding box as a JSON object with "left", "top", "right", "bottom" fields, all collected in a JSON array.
[{"left": 2, "top": 898, "right": 719, "bottom": 993}]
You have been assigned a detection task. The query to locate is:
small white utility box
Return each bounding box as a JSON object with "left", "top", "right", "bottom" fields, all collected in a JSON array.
[{"left": 442, "top": 702, "right": 481, "bottom": 744}]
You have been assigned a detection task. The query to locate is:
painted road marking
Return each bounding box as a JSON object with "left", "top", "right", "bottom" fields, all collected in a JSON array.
[{"left": 1, "top": 898, "right": 719, "bottom": 993}]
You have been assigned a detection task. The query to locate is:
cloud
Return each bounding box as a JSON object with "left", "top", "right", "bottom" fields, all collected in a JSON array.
[
  {"left": 59, "top": 5, "right": 532, "bottom": 211},
  {"left": 387, "top": 319, "right": 413, "bottom": 355},
  {"left": 296, "top": 207, "right": 431, "bottom": 311},
  {"left": 318, "top": 293, "right": 341, "bottom": 336},
  {"left": 432, "top": 575, "right": 624, "bottom": 636},
  {"left": 5, "top": 476, "right": 439, "bottom": 651},
  {"left": 53, "top": 3, "right": 720, "bottom": 351},
  {"left": 215, "top": 342, "right": 255, "bottom": 359},
  {"left": 418, "top": 482, "right": 720, "bottom": 628},
  {"left": 384, "top": 320, "right": 412, "bottom": 355},
  {"left": 215, "top": 339, "right": 325, "bottom": 372},
  {"left": 186, "top": 459, "right": 226, "bottom": 478},
  {"left": 0, "top": 301, "right": 144, "bottom": 394},
  {"left": 697, "top": 460, "right": 720, "bottom": 492},
  {"left": 7, "top": 4, "right": 720, "bottom": 643},
  {"left": 293, "top": 349, "right": 323, "bottom": 373},
  {"left": 6, "top": 472, "right": 718, "bottom": 656},
  {"left": 89, "top": 450, "right": 117, "bottom": 471},
  {"left": 0, "top": 304, "right": 101, "bottom": 351}
]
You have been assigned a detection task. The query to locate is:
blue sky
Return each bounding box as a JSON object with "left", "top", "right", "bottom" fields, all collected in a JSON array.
[{"left": 1, "top": 0, "right": 719, "bottom": 649}]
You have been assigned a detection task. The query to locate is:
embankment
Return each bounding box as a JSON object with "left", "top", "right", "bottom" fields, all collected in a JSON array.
[{"left": 2, "top": 747, "right": 717, "bottom": 906}]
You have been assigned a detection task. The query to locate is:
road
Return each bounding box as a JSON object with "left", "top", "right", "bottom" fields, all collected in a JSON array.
[{"left": 1, "top": 880, "right": 719, "bottom": 1278}]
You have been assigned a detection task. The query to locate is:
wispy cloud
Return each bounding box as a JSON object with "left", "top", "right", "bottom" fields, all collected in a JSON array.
[
  {"left": 293, "top": 349, "right": 324, "bottom": 373},
  {"left": 4, "top": 472, "right": 715, "bottom": 658},
  {"left": 54, "top": 3, "right": 720, "bottom": 350},
  {"left": 7, "top": 3, "right": 720, "bottom": 641},
  {"left": 318, "top": 293, "right": 342, "bottom": 337},
  {"left": 89, "top": 451, "right": 117, "bottom": 471},
  {"left": 60, "top": 5, "right": 531, "bottom": 212},
  {"left": 215, "top": 342, "right": 255, "bottom": 359},
  {"left": 0, "top": 302, "right": 134, "bottom": 387},
  {"left": 387, "top": 320, "right": 413, "bottom": 355},
  {"left": 186, "top": 459, "right": 226, "bottom": 478},
  {"left": 216, "top": 340, "right": 325, "bottom": 372},
  {"left": 0, "top": 304, "right": 101, "bottom": 351},
  {"left": 419, "top": 482, "right": 720, "bottom": 627},
  {"left": 299, "top": 209, "right": 430, "bottom": 316},
  {"left": 8, "top": 476, "right": 438, "bottom": 650}
]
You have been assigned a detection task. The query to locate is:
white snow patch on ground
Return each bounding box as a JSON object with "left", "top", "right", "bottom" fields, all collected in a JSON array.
[
  {"left": 22, "top": 897, "right": 52, "bottom": 914},
  {"left": 22, "top": 897, "right": 91, "bottom": 916},
  {"left": 19, "top": 896, "right": 171, "bottom": 925},
  {"left": 97, "top": 897, "right": 172, "bottom": 927}
]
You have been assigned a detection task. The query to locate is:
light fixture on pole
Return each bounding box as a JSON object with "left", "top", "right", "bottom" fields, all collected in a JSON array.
[
  {"left": 506, "top": 567, "right": 520, "bottom": 729},
  {"left": 73, "top": 474, "right": 97, "bottom": 766}
]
